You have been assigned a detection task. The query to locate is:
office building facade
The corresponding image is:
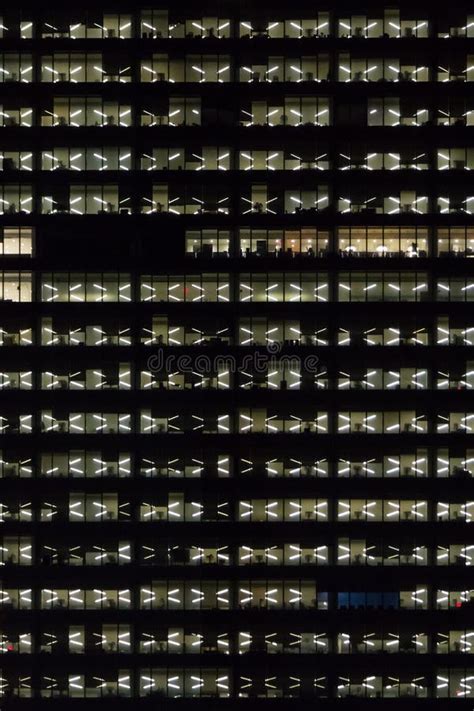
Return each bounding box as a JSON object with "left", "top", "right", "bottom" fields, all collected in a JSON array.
[{"left": 1, "top": 0, "right": 474, "bottom": 706}]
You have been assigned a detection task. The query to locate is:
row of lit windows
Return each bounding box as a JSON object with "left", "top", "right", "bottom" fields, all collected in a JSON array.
[
  {"left": 3, "top": 97, "right": 474, "bottom": 127},
  {"left": 1, "top": 11, "right": 474, "bottom": 40},
  {"left": 1, "top": 538, "right": 474, "bottom": 567},
  {"left": 0, "top": 585, "right": 471, "bottom": 611},
  {"left": 3, "top": 147, "right": 474, "bottom": 172},
  {"left": 3, "top": 626, "right": 474, "bottom": 656},
  {"left": 243, "top": 99, "right": 473, "bottom": 127},
  {"left": 1, "top": 410, "right": 474, "bottom": 434},
  {"left": 1, "top": 497, "right": 473, "bottom": 524},
  {"left": 3, "top": 227, "right": 474, "bottom": 260},
  {"left": 1, "top": 364, "right": 473, "bottom": 391},
  {"left": 3, "top": 185, "right": 474, "bottom": 215},
  {"left": 1, "top": 668, "right": 473, "bottom": 699},
  {"left": 1, "top": 272, "right": 474, "bottom": 302},
  {"left": 6, "top": 629, "right": 474, "bottom": 658},
  {"left": 3, "top": 227, "right": 470, "bottom": 260},
  {"left": 1, "top": 316, "right": 471, "bottom": 348},
  {"left": 1, "top": 54, "right": 474, "bottom": 84},
  {"left": 3, "top": 97, "right": 330, "bottom": 128},
  {"left": 231, "top": 227, "right": 472, "bottom": 258},
  {"left": 1, "top": 448, "right": 470, "bottom": 479}
]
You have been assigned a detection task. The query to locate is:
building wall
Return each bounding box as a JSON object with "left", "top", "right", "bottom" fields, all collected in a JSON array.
[{"left": 0, "top": 1, "right": 474, "bottom": 706}]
